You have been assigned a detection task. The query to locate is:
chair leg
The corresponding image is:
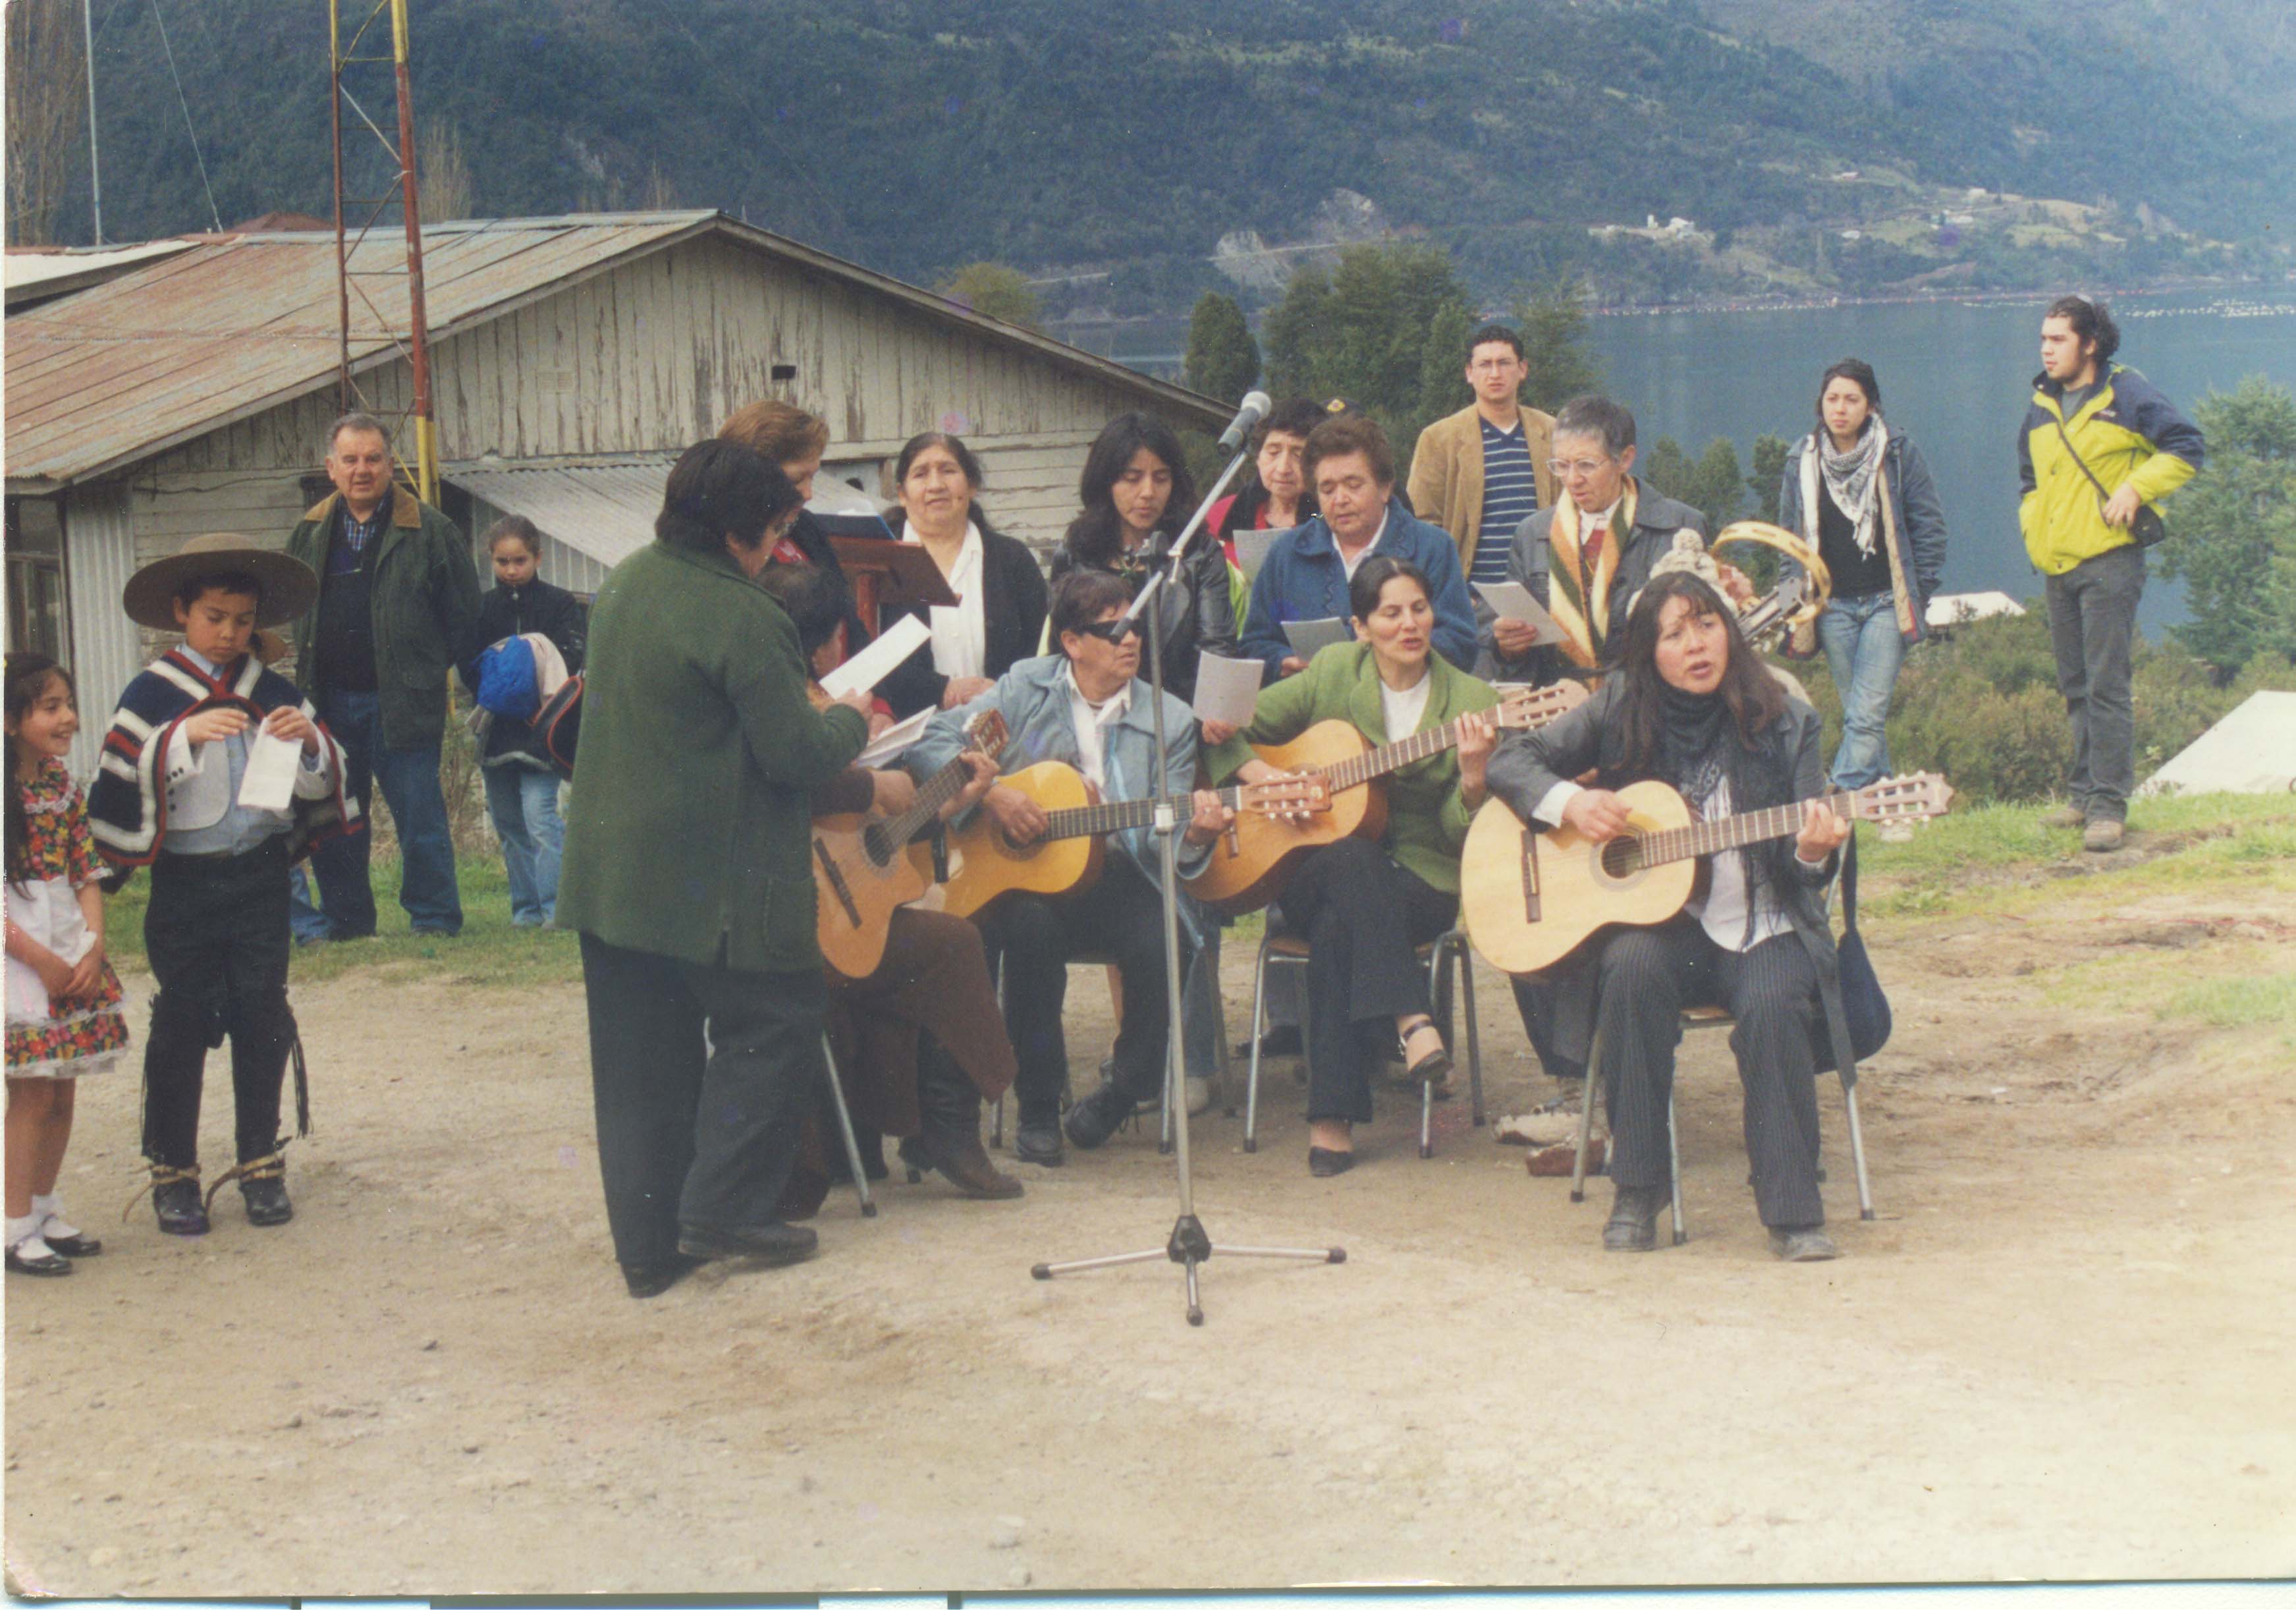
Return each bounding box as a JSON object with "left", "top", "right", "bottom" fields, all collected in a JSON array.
[
  {"left": 1420, "top": 940, "right": 1445, "bottom": 1160},
  {"left": 1244, "top": 931, "right": 1272, "bottom": 1155},
  {"left": 1842, "top": 1070, "right": 1877, "bottom": 1221},
  {"left": 1571, "top": 1026, "right": 1601, "bottom": 1203},
  {"left": 820, "top": 1034, "right": 877, "bottom": 1220},
  {"left": 1457, "top": 937, "right": 1485, "bottom": 1128},
  {"left": 1665, "top": 1082, "right": 1685, "bottom": 1246}
]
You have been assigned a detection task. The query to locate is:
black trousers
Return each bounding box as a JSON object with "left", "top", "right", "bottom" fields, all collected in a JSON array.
[
  {"left": 1592, "top": 918, "right": 1825, "bottom": 1229},
  {"left": 1278, "top": 838, "right": 1456, "bottom": 1126},
  {"left": 578, "top": 932, "right": 825, "bottom": 1271},
  {"left": 141, "top": 838, "right": 296, "bottom": 1170},
  {"left": 1511, "top": 975, "right": 1584, "bottom": 1087},
  {"left": 972, "top": 858, "right": 1178, "bottom": 1126}
]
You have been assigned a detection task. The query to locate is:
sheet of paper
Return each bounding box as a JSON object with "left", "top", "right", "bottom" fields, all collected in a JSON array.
[
  {"left": 236, "top": 726, "right": 303, "bottom": 814},
  {"left": 854, "top": 706, "right": 938, "bottom": 768},
  {"left": 1280, "top": 616, "right": 1352, "bottom": 659},
  {"left": 820, "top": 613, "right": 931, "bottom": 699},
  {"left": 1474, "top": 581, "right": 1566, "bottom": 645},
  {"left": 1190, "top": 652, "right": 1265, "bottom": 728},
  {"left": 1233, "top": 522, "right": 1297, "bottom": 582}
]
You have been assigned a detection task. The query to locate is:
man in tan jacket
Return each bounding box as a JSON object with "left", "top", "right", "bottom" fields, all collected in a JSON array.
[{"left": 1406, "top": 323, "right": 1560, "bottom": 593}]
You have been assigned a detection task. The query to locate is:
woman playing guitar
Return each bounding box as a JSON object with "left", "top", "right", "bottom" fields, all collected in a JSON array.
[
  {"left": 1206, "top": 556, "right": 1498, "bottom": 1177},
  {"left": 1483, "top": 570, "right": 1852, "bottom": 1261}
]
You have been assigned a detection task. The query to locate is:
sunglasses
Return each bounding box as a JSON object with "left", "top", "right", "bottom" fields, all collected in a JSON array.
[{"left": 1074, "top": 617, "right": 1143, "bottom": 644}]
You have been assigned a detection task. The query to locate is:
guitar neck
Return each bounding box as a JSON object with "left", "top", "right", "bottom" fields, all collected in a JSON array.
[
  {"left": 1042, "top": 785, "right": 1241, "bottom": 842},
  {"left": 1633, "top": 789, "right": 1858, "bottom": 866},
  {"left": 1323, "top": 715, "right": 1467, "bottom": 792},
  {"left": 883, "top": 756, "right": 975, "bottom": 845}
]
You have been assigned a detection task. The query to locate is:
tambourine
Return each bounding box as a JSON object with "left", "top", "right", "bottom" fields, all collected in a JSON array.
[{"left": 1712, "top": 520, "right": 1831, "bottom": 644}]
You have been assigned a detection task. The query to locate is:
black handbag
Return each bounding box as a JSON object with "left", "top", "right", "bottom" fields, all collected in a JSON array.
[
  {"left": 1815, "top": 831, "right": 1891, "bottom": 1076},
  {"left": 532, "top": 671, "right": 584, "bottom": 781},
  {"left": 2053, "top": 410, "right": 2168, "bottom": 549}
]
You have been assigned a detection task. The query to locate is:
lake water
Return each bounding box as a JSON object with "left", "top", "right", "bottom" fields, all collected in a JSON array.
[{"left": 1079, "top": 290, "right": 2296, "bottom": 634}]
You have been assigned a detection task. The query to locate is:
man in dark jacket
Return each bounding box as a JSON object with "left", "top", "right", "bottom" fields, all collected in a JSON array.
[{"left": 283, "top": 412, "right": 483, "bottom": 939}]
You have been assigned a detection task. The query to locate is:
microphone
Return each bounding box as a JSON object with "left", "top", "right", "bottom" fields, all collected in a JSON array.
[{"left": 1215, "top": 390, "right": 1273, "bottom": 453}]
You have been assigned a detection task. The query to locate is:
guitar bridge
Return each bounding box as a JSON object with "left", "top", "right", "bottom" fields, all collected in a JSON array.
[
  {"left": 1519, "top": 825, "right": 1541, "bottom": 924},
  {"left": 813, "top": 837, "right": 861, "bottom": 928}
]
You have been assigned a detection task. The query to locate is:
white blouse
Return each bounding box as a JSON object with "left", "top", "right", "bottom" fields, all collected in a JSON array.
[{"left": 903, "top": 519, "right": 987, "bottom": 680}]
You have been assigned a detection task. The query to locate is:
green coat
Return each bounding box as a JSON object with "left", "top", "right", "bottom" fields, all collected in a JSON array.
[
  {"left": 283, "top": 487, "right": 484, "bottom": 750},
  {"left": 1206, "top": 640, "right": 1496, "bottom": 895},
  {"left": 555, "top": 541, "right": 867, "bottom": 973}
]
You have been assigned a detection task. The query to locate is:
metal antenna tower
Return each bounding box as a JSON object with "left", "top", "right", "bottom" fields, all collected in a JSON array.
[{"left": 328, "top": 0, "right": 438, "bottom": 504}]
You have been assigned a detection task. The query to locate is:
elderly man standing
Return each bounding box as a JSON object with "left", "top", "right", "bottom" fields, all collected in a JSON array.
[{"left": 284, "top": 412, "right": 481, "bottom": 939}]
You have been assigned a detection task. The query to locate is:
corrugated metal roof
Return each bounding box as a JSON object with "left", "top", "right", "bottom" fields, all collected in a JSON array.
[
  {"left": 3, "top": 210, "right": 1227, "bottom": 491},
  {"left": 445, "top": 457, "right": 676, "bottom": 571},
  {"left": 5, "top": 239, "right": 202, "bottom": 308}
]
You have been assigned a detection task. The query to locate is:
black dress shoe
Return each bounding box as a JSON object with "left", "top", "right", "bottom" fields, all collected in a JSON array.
[
  {"left": 240, "top": 1175, "right": 294, "bottom": 1227},
  {"left": 1011, "top": 1122, "right": 1065, "bottom": 1167},
  {"left": 40, "top": 1230, "right": 101, "bottom": 1258},
  {"left": 6, "top": 1242, "right": 72, "bottom": 1276},
  {"left": 1239, "top": 1024, "right": 1302, "bottom": 1059},
  {"left": 1062, "top": 1082, "right": 1139, "bottom": 1151},
  {"left": 622, "top": 1254, "right": 701, "bottom": 1298},
  {"left": 1768, "top": 1226, "right": 1840, "bottom": 1262},
  {"left": 1603, "top": 1185, "right": 1666, "bottom": 1252},
  {"left": 152, "top": 1176, "right": 209, "bottom": 1236},
  {"left": 1307, "top": 1146, "right": 1356, "bottom": 1178},
  {"left": 676, "top": 1220, "right": 819, "bottom": 1266}
]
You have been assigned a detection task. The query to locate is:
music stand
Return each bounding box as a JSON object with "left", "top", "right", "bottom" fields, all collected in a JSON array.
[
  {"left": 1027, "top": 427, "right": 1344, "bottom": 1324},
  {"left": 825, "top": 533, "right": 958, "bottom": 637}
]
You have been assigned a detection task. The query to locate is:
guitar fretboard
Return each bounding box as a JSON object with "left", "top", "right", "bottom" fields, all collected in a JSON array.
[
  {"left": 1041, "top": 785, "right": 1245, "bottom": 842},
  {"left": 869, "top": 758, "right": 973, "bottom": 860},
  {"left": 1319, "top": 688, "right": 1573, "bottom": 792},
  {"left": 1626, "top": 789, "right": 1861, "bottom": 868}
]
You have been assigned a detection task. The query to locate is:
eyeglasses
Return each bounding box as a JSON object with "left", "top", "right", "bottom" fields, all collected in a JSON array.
[
  {"left": 1075, "top": 617, "right": 1143, "bottom": 644},
  {"left": 1547, "top": 458, "right": 1613, "bottom": 478}
]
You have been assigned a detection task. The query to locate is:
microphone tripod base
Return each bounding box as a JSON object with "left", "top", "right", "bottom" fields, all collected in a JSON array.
[{"left": 1031, "top": 1214, "right": 1344, "bottom": 1326}]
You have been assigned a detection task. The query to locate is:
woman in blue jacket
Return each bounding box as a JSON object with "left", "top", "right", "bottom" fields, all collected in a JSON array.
[{"left": 1776, "top": 359, "right": 1948, "bottom": 791}]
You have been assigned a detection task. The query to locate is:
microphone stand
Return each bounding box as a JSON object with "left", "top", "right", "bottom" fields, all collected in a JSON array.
[{"left": 1029, "top": 432, "right": 1344, "bottom": 1325}]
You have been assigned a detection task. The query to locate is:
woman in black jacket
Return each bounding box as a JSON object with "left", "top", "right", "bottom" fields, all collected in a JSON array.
[
  {"left": 1049, "top": 412, "right": 1239, "bottom": 706},
  {"left": 459, "top": 516, "right": 586, "bottom": 926},
  {"left": 1485, "top": 571, "right": 1851, "bottom": 1261},
  {"left": 876, "top": 432, "right": 1049, "bottom": 719}
]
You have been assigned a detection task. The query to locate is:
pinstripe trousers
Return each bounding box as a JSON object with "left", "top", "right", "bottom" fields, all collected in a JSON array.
[{"left": 1593, "top": 918, "right": 1825, "bottom": 1229}]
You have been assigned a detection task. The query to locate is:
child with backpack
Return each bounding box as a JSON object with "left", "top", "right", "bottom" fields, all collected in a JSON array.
[{"left": 460, "top": 518, "right": 587, "bottom": 926}]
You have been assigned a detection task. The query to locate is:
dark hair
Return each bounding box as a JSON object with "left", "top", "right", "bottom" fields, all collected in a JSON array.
[
  {"left": 1465, "top": 322, "right": 1525, "bottom": 362},
  {"left": 1302, "top": 412, "right": 1396, "bottom": 489},
  {"left": 2045, "top": 295, "right": 2121, "bottom": 366},
  {"left": 1253, "top": 396, "right": 1327, "bottom": 453},
  {"left": 327, "top": 410, "right": 392, "bottom": 451},
  {"left": 719, "top": 399, "right": 830, "bottom": 464},
  {"left": 1552, "top": 395, "right": 1637, "bottom": 458},
  {"left": 655, "top": 440, "right": 801, "bottom": 555},
  {"left": 1050, "top": 568, "right": 1133, "bottom": 642},
  {"left": 1614, "top": 572, "right": 1784, "bottom": 769},
  {"left": 1063, "top": 413, "right": 1198, "bottom": 568},
  {"left": 895, "top": 431, "right": 987, "bottom": 493},
  {"left": 755, "top": 562, "right": 850, "bottom": 657},
  {"left": 1815, "top": 359, "right": 1882, "bottom": 431},
  {"left": 1348, "top": 555, "right": 1431, "bottom": 623},
  {"left": 173, "top": 569, "right": 264, "bottom": 611},
  {"left": 5, "top": 653, "right": 74, "bottom": 889},
  {"left": 485, "top": 514, "right": 543, "bottom": 558}
]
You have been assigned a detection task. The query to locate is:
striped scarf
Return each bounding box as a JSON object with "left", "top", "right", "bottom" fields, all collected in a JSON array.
[{"left": 1544, "top": 482, "right": 1637, "bottom": 669}]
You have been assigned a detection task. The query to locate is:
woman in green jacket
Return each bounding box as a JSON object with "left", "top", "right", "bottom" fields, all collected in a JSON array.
[
  {"left": 557, "top": 441, "right": 871, "bottom": 1298},
  {"left": 1206, "top": 556, "right": 1497, "bottom": 1175}
]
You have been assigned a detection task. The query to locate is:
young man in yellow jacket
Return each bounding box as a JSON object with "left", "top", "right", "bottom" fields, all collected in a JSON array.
[{"left": 2017, "top": 296, "right": 2204, "bottom": 851}]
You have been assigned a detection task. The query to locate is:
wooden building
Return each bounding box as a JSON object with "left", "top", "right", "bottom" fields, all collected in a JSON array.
[{"left": 4, "top": 211, "right": 1226, "bottom": 776}]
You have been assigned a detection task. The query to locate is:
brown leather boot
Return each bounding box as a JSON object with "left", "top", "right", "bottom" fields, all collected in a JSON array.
[{"left": 909, "top": 1057, "right": 1024, "bottom": 1200}]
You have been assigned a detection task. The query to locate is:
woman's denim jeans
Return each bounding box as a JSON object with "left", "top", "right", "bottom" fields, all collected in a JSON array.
[
  {"left": 484, "top": 764, "right": 564, "bottom": 926},
  {"left": 1815, "top": 591, "right": 1907, "bottom": 790}
]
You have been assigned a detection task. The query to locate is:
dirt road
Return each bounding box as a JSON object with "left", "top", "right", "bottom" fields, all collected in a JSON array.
[{"left": 7, "top": 860, "right": 2292, "bottom": 1593}]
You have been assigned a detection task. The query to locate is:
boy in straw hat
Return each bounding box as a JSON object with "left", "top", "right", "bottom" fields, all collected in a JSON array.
[{"left": 88, "top": 535, "right": 360, "bottom": 1236}]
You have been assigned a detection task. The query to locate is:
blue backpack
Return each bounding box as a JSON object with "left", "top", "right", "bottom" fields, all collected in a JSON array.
[{"left": 474, "top": 636, "right": 541, "bottom": 722}]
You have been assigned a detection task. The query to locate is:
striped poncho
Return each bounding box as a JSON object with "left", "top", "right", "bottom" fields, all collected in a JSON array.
[{"left": 86, "top": 650, "right": 361, "bottom": 869}]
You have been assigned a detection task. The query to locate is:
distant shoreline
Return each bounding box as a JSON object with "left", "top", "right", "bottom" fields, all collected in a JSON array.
[{"left": 1588, "top": 279, "right": 2295, "bottom": 318}]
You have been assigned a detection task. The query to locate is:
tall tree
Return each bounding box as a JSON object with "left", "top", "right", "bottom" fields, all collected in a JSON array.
[
  {"left": 2156, "top": 377, "right": 2296, "bottom": 674},
  {"left": 1749, "top": 433, "right": 1793, "bottom": 526},
  {"left": 1261, "top": 241, "right": 1476, "bottom": 449},
  {"left": 417, "top": 123, "right": 476, "bottom": 225},
  {"left": 1184, "top": 291, "right": 1259, "bottom": 404},
  {"left": 937, "top": 262, "right": 1041, "bottom": 330},
  {"left": 1512, "top": 275, "right": 1604, "bottom": 411},
  {"left": 6, "top": 0, "right": 88, "bottom": 246}
]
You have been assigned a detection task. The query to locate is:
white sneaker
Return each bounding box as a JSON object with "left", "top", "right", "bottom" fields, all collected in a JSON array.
[
  {"left": 1184, "top": 1075, "right": 1213, "bottom": 1116},
  {"left": 1876, "top": 819, "right": 1915, "bottom": 845}
]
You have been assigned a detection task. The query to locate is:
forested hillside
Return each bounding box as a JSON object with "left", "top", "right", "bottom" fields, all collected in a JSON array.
[{"left": 20, "top": 0, "right": 2293, "bottom": 311}]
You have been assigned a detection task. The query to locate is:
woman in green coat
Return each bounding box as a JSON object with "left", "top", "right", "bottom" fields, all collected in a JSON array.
[
  {"left": 1206, "top": 556, "right": 1498, "bottom": 1175},
  {"left": 557, "top": 441, "right": 871, "bottom": 1298}
]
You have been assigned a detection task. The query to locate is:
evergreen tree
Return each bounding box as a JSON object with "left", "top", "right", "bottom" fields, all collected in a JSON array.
[
  {"left": 937, "top": 262, "right": 1041, "bottom": 329},
  {"left": 1260, "top": 242, "right": 1475, "bottom": 449},
  {"left": 1184, "top": 292, "right": 1259, "bottom": 404},
  {"left": 1749, "top": 433, "right": 1793, "bottom": 526},
  {"left": 1512, "top": 276, "right": 1604, "bottom": 410},
  {"left": 2155, "top": 377, "right": 2296, "bottom": 674}
]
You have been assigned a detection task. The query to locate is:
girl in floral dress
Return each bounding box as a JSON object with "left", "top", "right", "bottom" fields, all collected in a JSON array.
[{"left": 5, "top": 653, "right": 128, "bottom": 1277}]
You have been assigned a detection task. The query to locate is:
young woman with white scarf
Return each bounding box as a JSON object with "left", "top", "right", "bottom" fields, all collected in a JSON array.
[{"left": 1776, "top": 359, "right": 1948, "bottom": 796}]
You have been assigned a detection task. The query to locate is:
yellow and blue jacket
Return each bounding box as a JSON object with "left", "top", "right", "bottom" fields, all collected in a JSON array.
[{"left": 2017, "top": 363, "right": 2204, "bottom": 576}]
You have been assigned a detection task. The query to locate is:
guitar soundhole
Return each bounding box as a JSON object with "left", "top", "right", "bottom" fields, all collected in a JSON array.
[
  {"left": 861, "top": 821, "right": 894, "bottom": 867},
  {"left": 1599, "top": 839, "right": 1644, "bottom": 880}
]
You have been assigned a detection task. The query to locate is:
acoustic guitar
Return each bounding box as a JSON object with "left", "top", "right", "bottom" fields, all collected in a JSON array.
[
  {"left": 939, "top": 762, "right": 1326, "bottom": 922},
  {"left": 1458, "top": 772, "right": 1954, "bottom": 976},
  {"left": 1181, "top": 679, "right": 1591, "bottom": 916},
  {"left": 813, "top": 710, "right": 1006, "bottom": 980}
]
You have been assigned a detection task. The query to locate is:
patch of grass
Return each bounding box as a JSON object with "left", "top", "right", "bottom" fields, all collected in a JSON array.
[
  {"left": 102, "top": 854, "right": 580, "bottom": 991},
  {"left": 2156, "top": 972, "right": 2296, "bottom": 1031}
]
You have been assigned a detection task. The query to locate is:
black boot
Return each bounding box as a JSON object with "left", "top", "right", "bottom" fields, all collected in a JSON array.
[
  {"left": 1603, "top": 1184, "right": 1666, "bottom": 1252},
  {"left": 906, "top": 1055, "right": 1022, "bottom": 1200},
  {"left": 148, "top": 1167, "right": 209, "bottom": 1236}
]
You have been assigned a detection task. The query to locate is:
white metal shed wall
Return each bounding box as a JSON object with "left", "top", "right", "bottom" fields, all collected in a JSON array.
[{"left": 59, "top": 482, "right": 138, "bottom": 783}]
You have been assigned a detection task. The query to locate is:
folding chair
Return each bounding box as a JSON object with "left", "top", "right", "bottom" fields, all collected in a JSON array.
[{"left": 818, "top": 1033, "right": 877, "bottom": 1219}]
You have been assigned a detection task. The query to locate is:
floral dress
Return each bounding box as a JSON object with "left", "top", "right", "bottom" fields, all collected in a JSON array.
[{"left": 5, "top": 758, "right": 129, "bottom": 1079}]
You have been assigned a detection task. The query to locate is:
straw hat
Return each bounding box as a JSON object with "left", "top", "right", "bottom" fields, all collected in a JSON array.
[{"left": 121, "top": 534, "right": 318, "bottom": 631}]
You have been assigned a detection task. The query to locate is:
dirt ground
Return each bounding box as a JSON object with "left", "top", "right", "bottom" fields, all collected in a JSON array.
[{"left": 7, "top": 845, "right": 2293, "bottom": 1594}]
